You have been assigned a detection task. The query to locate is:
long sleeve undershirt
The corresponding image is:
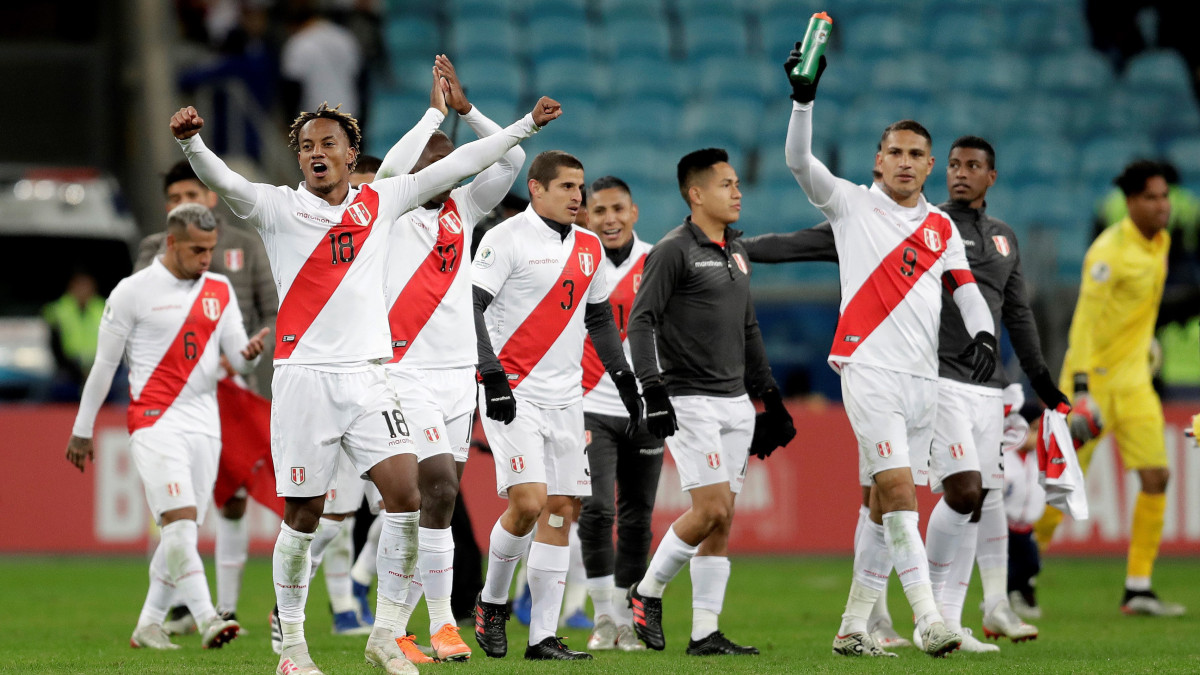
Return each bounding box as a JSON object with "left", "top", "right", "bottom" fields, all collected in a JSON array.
[{"left": 584, "top": 302, "right": 631, "bottom": 376}]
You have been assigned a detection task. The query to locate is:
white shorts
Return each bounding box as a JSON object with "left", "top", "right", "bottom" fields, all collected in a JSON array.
[
  {"left": 363, "top": 480, "right": 383, "bottom": 515},
  {"left": 841, "top": 363, "right": 937, "bottom": 486},
  {"left": 129, "top": 426, "right": 220, "bottom": 525},
  {"left": 324, "top": 452, "right": 368, "bottom": 514},
  {"left": 930, "top": 378, "right": 1005, "bottom": 491},
  {"left": 479, "top": 393, "right": 589, "bottom": 498},
  {"left": 666, "top": 394, "right": 755, "bottom": 494},
  {"left": 386, "top": 365, "right": 476, "bottom": 463},
  {"left": 271, "top": 364, "right": 416, "bottom": 498}
]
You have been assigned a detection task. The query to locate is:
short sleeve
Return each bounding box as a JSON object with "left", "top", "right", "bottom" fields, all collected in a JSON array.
[{"left": 587, "top": 243, "right": 610, "bottom": 304}]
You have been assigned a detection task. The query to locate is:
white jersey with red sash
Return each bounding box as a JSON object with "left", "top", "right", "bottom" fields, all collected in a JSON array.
[
  {"left": 242, "top": 178, "right": 426, "bottom": 366},
  {"left": 384, "top": 186, "right": 487, "bottom": 369},
  {"left": 581, "top": 235, "right": 652, "bottom": 417},
  {"left": 98, "top": 259, "right": 244, "bottom": 437},
  {"left": 823, "top": 183, "right": 973, "bottom": 379},
  {"left": 473, "top": 206, "right": 608, "bottom": 407}
]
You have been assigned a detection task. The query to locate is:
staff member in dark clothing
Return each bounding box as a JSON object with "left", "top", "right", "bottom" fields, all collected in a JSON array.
[
  {"left": 742, "top": 136, "right": 1070, "bottom": 650},
  {"left": 625, "top": 148, "right": 795, "bottom": 657}
]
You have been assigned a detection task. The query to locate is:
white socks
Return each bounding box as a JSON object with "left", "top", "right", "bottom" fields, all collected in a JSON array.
[
  {"left": 161, "top": 519, "right": 217, "bottom": 627},
  {"left": 637, "top": 526, "right": 697, "bottom": 598},
  {"left": 839, "top": 515, "right": 890, "bottom": 635},
  {"left": 587, "top": 575, "right": 616, "bottom": 620},
  {"left": 324, "top": 517, "right": 357, "bottom": 614},
  {"left": 562, "top": 522, "right": 588, "bottom": 619},
  {"left": 940, "top": 528, "right": 977, "bottom": 630},
  {"left": 306, "top": 517, "right": 345, "bottom": 580},
  {"left": 527, "top": 542, "right": 570, "bottom": 645},
  {"left": 374, "top": 510, "right": 420, "bottom": 636},
  {"left": 214, "top": 513, "right": 248, "bottom": 615},
  {"left": 137, "top": 541, "right": 174, "bottom": 628},
  {"left": 273, "top": 522, "right": 315, "bottom": 637},
  {"left": 977, "top": 490, "right": 1009, "bottom": 614},
  {"left": 417, "top": 527, "right": 456, "bottom": 634},
  {"left": 690, "top": 556, "right": 730, "bottom": 641},
  {"left": 482, "top": 520, "right": 532, "bottom": 605},
  {"left": 351, "top": 513, "right": 383, "bottom": 587},
  {"left": 612, "top": 586, "right": 634, "bottom": 626},
  {"left": 884, "top": 510, "right": 941, "bottom": 632},
  {"left": 925, "top": 498, "right": 972, "bottom": 603}
]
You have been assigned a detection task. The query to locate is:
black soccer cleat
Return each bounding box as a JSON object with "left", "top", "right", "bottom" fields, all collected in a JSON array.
[
  {"left": 524, "top": 636, "right": 593, "bottom": 660},
  {"left": 686, "top": 631, "right": 760, "bottom": 656},
  {"left": 628, "top": 583, "right": 665, "bottom": 650},
  {"left": 474, "top": 593, "right": 510, "bottom": 658}
]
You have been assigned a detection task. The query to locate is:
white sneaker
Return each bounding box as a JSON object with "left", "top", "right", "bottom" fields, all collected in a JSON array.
[
  {"left": 832, "top": 631, "right": 898, "bottom": 657},
  {"left": 616, "top": 624, "right": 646, "bottom": 651},
  {"left": 278, "top": 644, "right": 325, "bottom": 675},
  {"left": 870, "top": 622, "right": 912, "bottom": 648},
  {"left": 587, "top": 615, "right": 617, "bottom": 650},
  {"left": 1122, "top": 591, "right": 1186, "bottom": 617},
  {"left": 1009, "top": 590, "right": 1042, "bottom": 620},
  {"left": 130, "top": 624, "right": 180, "bottom": 650},
  {"left": 201, "top": 616, "right": 240, "bottom": 649},
  {"left": 958, "top": 627, "right": 1000, "bottom": 653},
  {"left": 920, "top": 622, "right": 962, "bottom": 657},
  {"left": 982, "top": 603, "right": 1038, "bottom": 642},
  {"left": 365, "top": 630, "right": 419, "bottom": 675}
]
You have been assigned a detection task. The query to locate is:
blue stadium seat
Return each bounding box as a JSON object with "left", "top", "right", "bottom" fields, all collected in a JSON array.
[
  {"left": 382, "top": 16, "right": 441, "bottom": 59},
  {"left": 760, "top": 13, "right": 810, "bottom": 63},
  {"left": 945, "top": 53, "right": 1031, "bottom": 97},
  {"left": 387, "top": 57, "right": 440, "bottom": 94},
  {"left": 1078, "top": 136, "right": 1156, "bottom": 184},
  {"left": 840, "top": 94, "right": 924, "bottom": 139},
  {"left": 1017, "top": 95, "right": 1072, "bottom": 138},
  {"left": 602, "top": 17, "right": 672, "bottom": 61},
  {"left": 461, "top": 95, "right": 520, "bottom": 125},
  {"left": 522, "top": 0, "right": 587, "bottom": 22},
  {"left": 1012, "top": 183, "right": 1088, "bottom": 232},
  {"left": 1124, "top": 50, "right": 1194, "bottom": 96},
  {"left": 450, "top": 17, "right": 519, "bottom": 62},
  {"left": 1035, "top": 49, "right": 1111, "bottom": 96},
  {"left": 595, "top": 0, "right": 665, "bottom": 22},
  {"left": 448, "top": 0, "right": 518, "bottom": 22},
  {"left": 869, "top": 54, "right": 942, "bottom": 99},
  {"left": 757, "top": 99, "right": 841, "bottom": 158},
  {"left": 919, "top": 93, "right": 1018, "bottom": 143},
  {"left": 1009, "top": 3, "right": 1091, "bottom": 54},
  {"left": 682, "top": 17, "right": 749, "bottom": 61},
  {"left": 601, "top": 99, "right": 683, "bottom": 145},
  {"left": 1164, "top": 135, "right": 1200, "bottom": 185},
  {"left": 525, "top": 15, "right": 593, "bottom": 62},
  {"left": 695, "top": 56, "right": 767, "bottom": 103},
  {"left": 836, "top": 136, "right": 884, "bottom": 186},
  {"left": 454, "top": 60, "right": 524, "bottom": 104},
  {"left": 1001, "top": 136, "right": 1077, "bottom": 188},
  {"left": 586, "top": 142, "right": 676, "bottom": 198},
  {"left": 531, "top": 59, "right": 596, "bottom": 104},
  {"left": 682, "top": 0, "right": 743, "bottom": 24},
  {"left": 928, "top": 10, "right": 1007, "bottom": 53},
  {"left": 681, "top": 98, "right": 760, "bottom": 149},
  {"left": 607, "top": 57, "right": 685, "bottom": 104},
  {"left": 628, "top": 189, "right": 683, "bottom": 243},
  {"left": 366, "top": 90, "right": 430, "bottom": 153},
  {"left": 814, "top": 57, "right": 871, "bottom": 106},
  {"left": 840, "top": 13, "right": 918, "bottom": 55}
]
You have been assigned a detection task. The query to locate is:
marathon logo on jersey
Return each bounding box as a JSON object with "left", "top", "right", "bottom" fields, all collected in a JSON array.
[
  {"left": 291, "top": 467, "right": 306, "bottom": 485},
  {"left": 877, "top": 441, "right": 892, "bottom": 458},
  {"left": 224, "top": 248, "right": 244, "bottom": 272},
  {"left": 424, "top": 427, "right": 440, "bottom": 443},
  {"left": 439, "top": 210, "right": 464, "bottom": 234},
  {"left": 202, "top": 295, "right": 223, "bottom": 321},
  {"left": 511, "top": 456, "right": 525, "bottom": 473},
  {"left": 732, "top": 253, "right": 749, "bottom": 275},
  {"left": 993, "top": 235, "right": 1010, "bottom": 257},
  {"left": 706, "top": 451, "right": 721, "bottom": 469},
  {"left": 924, "top": 227, "right": 943, "bottom": 252},
  {"left": 578, "top": 251, "right": 595, "bottom": 277},
  {"left": 950, "top": 442, "right": 965, "bottom": 460},
  {"left": 347, "top": 201, "right": 374, "bottom": 228},
  {"left": 166, "top": 482, "right": 181, "bottom": 497}
]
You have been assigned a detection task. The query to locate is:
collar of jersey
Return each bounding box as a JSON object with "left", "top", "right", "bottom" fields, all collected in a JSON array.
[
  {"left": 1119, "top": 216, "right": 1167, "bottom": 250},
  {"left": 870, "top": 183, "right": 929, "bottom": 219},
  {"left": 295, "top": 182, "right": 358, "bottom": 209},
  {"left": 683, "top": 217, "right": 741, "bottom": 246}
]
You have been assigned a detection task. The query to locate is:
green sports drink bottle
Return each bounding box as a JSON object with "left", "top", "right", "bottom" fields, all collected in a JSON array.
[{"left": 789, "top": 11, "right": 833, "bottom": 84}]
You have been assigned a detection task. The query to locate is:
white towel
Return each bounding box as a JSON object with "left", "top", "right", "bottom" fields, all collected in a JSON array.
[{"left": 1036, "top": 409, "right": 1089, "bottom": 520}]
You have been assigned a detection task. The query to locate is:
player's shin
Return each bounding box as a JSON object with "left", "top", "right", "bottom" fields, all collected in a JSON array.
[
  {"left": 418, "top": 526, "right": 456, "bottom": 634},
  {"left": 940, "top": 527, "right": 978, "bottom": 630},
  {"left": 323, "top": 517, "right": 358, "bottom": 616},
  {"left": 351, "top": 513, "right": 383, "bottom": 587},
  {"left": 374, "top": 511, "right": 420, "bottom": 638},
  {"left": 925, "top": 499, "right": 972, "bottom": 610},
  {"left": 274, "top": 523, "right": 315, "bottom": 648},
  {"left": 306, "top": 517, "right": 345, "bottom": 579},
  {"left": 214, "top": 513, "right": 248, "bottom": 615},
  {"left": 883, "top": 511, "right": 943, "bottom": 632},
  {"left": 638, "top": 526, "right": 698, "bottom": 597},
  {"left": 527, "top": 542, "right": 570, "bottom": 645},
  {"left": 482, "top": 519, "right": 532, "bottom": 604},
  {"left": 690, "top": 556, "right": 730, "bottom": 641},
  {"left": 977, "top": 491, "right": 1009, "bottom": 614},
  {"left": 839, "top": 518, "right": 890, "bottom": 635},
  {"left": 162, "top": 520, "right": 219, "bottom": 627}
]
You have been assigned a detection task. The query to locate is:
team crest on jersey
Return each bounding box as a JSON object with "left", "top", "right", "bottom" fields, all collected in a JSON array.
[
  {"left": 992, "top": 235, "right": 1010, "bottom": 257},
  {"left": 291, "top": 467, "right": 305, "bottom": 485},
  {"left": 949, "top": 443, "right": 965, "bottom": 459},
  {"left": 166, "top": 482, "right": 181, "bottom": 497},
  {"left": 923, "top": 228, "right": 943, "bottom": 252},
  {"left": 877, "top": 441, "right": 892, "bottom": 458},
  {"left": 632, "top": 273, "right": 642, "bottom": 292},
  {"left": 706, "top": 451, "right": 722, "bottom": 469},
  {"left": 511, "top": 456, "right": 526, "bottom": 473},
  {"left": 424, "top": 427, "right": 440, "bottom": 443},
  {"left": 732, "top": 253, "right": 749, "bottom": 275},
  {"left": 584, "top": 430, "right": 592, "bottom": 445},
  {"left": 202, "top": 296, "right": 222, "bottom": 321},
  {"left": 326, "top": 488, "right": 337, "bottom": 501},
  {"left": 578, "top": 251, "right": 595, "bottom": 276},
  {"left": 347, "top": 202, "right": 373, "bottom": 227},
  {"left": 439, "top": 210, "right": 464, "bottom": 234},
  {"left": 224, "top": 248, "right": 244, "bottom": 271}
]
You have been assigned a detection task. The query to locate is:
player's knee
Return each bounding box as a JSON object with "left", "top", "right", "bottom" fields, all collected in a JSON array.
[
  {"left": 945, "top": 486, "right": 982, "bottom": 515},
  {"left": 694, "top": 501, "right": 734, "bottom": 530},
  {"left": 221, "top": 495, "right": 248, "bottom": 519},
  {"left": 420, "top": 475, "right": 460, "bottom": 516},
  {"left": 1139, "top": 467, "right": 1169, "bottom": 494},
  {"left": 509, "top": 492, "right": 546, "bottom": 524},
  {"left": 579, "top": 500, "right": 615, "bottom": 529},
  {"left": 381, "top": 491, "right": 422, "bottom": 514}
]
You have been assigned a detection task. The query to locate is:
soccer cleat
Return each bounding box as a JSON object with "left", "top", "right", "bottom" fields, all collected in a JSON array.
[
  {"left": 920, "top": 622, "right": 962, "bottom": 657},
  {"left": 352, "top": 580, "right": 375, "bottom": 626},
  {"left": 616, "top": 624, "right": 645, "bottom": 651},
  {"left": 473, "top": 593, "right": 510, "bottom": 658},
  {"left": 130, "top": 623, "right": 180, "bottom": 650},
  {"left": 870, "top": 622, "right": 912, "bottom": 649},
  {"left": 561, "top": 608, "right": 594, "bottom": 630},
  {"left": 365, "top": 632, "right": 419, "bottom": 674},
  {"left": 1009, "top": 590, "right": 1042, "bottom": 621},
  {"left": 270, "top": 604, "right": 284, "bottom": 655},
  {"left": 332, "top": 609, "right": 373, "bottom": 636},
  {"left": 277, "top": 644, "right": 325, "bottom": 675},
  {"left": 958, "top": 628, "right": 1001, "bottom": 653},
  {"left": 686, "top": 631, "right": 760, "bottom": 656},
  {"left": 201, "top": 616, "right": 240, "bottom": 649},
  {"left": 832, "top": 631, "right": 897, "bottom": 657},
  {"left": 587, "top": 615, "right": 618, "bottom": 650},
  {"left": 1121, "top": 589, "right": 1186, "bottom": 617},
  {"left": 218, "top": 610, "right": 245, "bottom": 636},
  {"left": 162, "top": 605, "right": 197, "bottom": 636},
  {"left": 524, "top": 636, "right": 593, "bottom": 660},
  {"left": 628, "top": 583, "right": 665, "bottom": 650},
  {"left": 512, "top": 585, "right": 532, "bottom": 626},
  {"left": 431, "top": 623, "right": 472, "bottom": 661},
  {"left": 395, "top": 633, "right": 436, "bottom": 664},
  {"left": 982, "top": 603, "right": 1039, "bottom": 642}
]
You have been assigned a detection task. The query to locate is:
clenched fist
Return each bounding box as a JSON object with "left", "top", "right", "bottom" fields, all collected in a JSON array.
[
  {"left": 170, "top": 106, "right": 205, "bottom": 140},
  {"left": 530, "top": 97, "right": 562, "bottom": 127}
]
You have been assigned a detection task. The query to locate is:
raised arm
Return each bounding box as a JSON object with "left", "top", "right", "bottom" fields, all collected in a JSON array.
[
  {"left": 781, "top": 48, "right": 840, "bottom": 210},
  {"left": 172, "top": 107, "right": 260, "bottom": 219}
]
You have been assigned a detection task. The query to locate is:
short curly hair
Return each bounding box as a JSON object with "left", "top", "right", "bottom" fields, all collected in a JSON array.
[{"left": 288, "top": 102, "right": 362, "bottom": 170}]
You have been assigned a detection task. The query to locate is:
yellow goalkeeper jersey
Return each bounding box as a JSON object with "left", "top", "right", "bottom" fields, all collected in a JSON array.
[{"left": 1061, "top": 217, "right": 1168, "bottom": 390}]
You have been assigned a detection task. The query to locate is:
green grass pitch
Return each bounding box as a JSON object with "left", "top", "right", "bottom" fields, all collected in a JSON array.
[{"left": 2, "top": 554, "right": 1198, "bottom": 673}]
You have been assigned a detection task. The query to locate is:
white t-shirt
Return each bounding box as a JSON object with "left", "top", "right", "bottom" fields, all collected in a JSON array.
[
  {"left": 473, "top": 207, "right": 608, "bottom": 407},
  {"left": 280, "top": 19, "right": 362, "bottom": 116},
  {"left": 582, "top": 235, "right": 653, "bottom": 418}
]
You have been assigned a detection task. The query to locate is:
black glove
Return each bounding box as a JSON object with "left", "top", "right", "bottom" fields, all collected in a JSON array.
[
  {"left": 1030, "top": 369, "right": 1071, "bottom": 414},
  {"left": 642, "top": 383, "right": 677, "bottom": 439},
  {"left": 784, "top": 45, "right": 826, "bottom": 104},
  {"left": 750, "top": 388, "right": 796, "bottom": 459},
  {"left": 481, "top": 370, "right": 516, "bottom": 424},
  {"left": 612, "top": 371, "right": 644, "bottom": 438},
  {"left": 959, "top": 331, "right": 997, "bottom": 383}
]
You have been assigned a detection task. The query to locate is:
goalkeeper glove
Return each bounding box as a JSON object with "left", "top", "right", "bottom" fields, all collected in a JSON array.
[{"left": 1068, "top": 373, "right": 1102, "bottom": 443}]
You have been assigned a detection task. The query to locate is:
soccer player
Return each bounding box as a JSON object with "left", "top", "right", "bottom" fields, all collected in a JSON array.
[
  {"left": 134, "top": 160, "right": 278, "bottom": 634},
  {"left": 65, "top": 203, "right": 267, "bottom": 651},
  {"left": 783, "top": 51, "right": 997, "bottom": 657},
  {"left": 1035, "top": 160, "right": 1184, "bottom": 616},
  {"left": 471, "top": 151, "right": 642, "bottom": 661},
  {"left": 625, "top": 149, "right": 795, "bottom": 657},
  {"left": 576, "top": 176, "right": 661, "bottom": 652},
  {"left": 171, "top": 90, "right": 559, "bottom": 675}
]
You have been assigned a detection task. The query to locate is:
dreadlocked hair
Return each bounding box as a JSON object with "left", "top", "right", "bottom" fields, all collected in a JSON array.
[{"left": 288, "top": 102, "right": 363, "bottom": 170}]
